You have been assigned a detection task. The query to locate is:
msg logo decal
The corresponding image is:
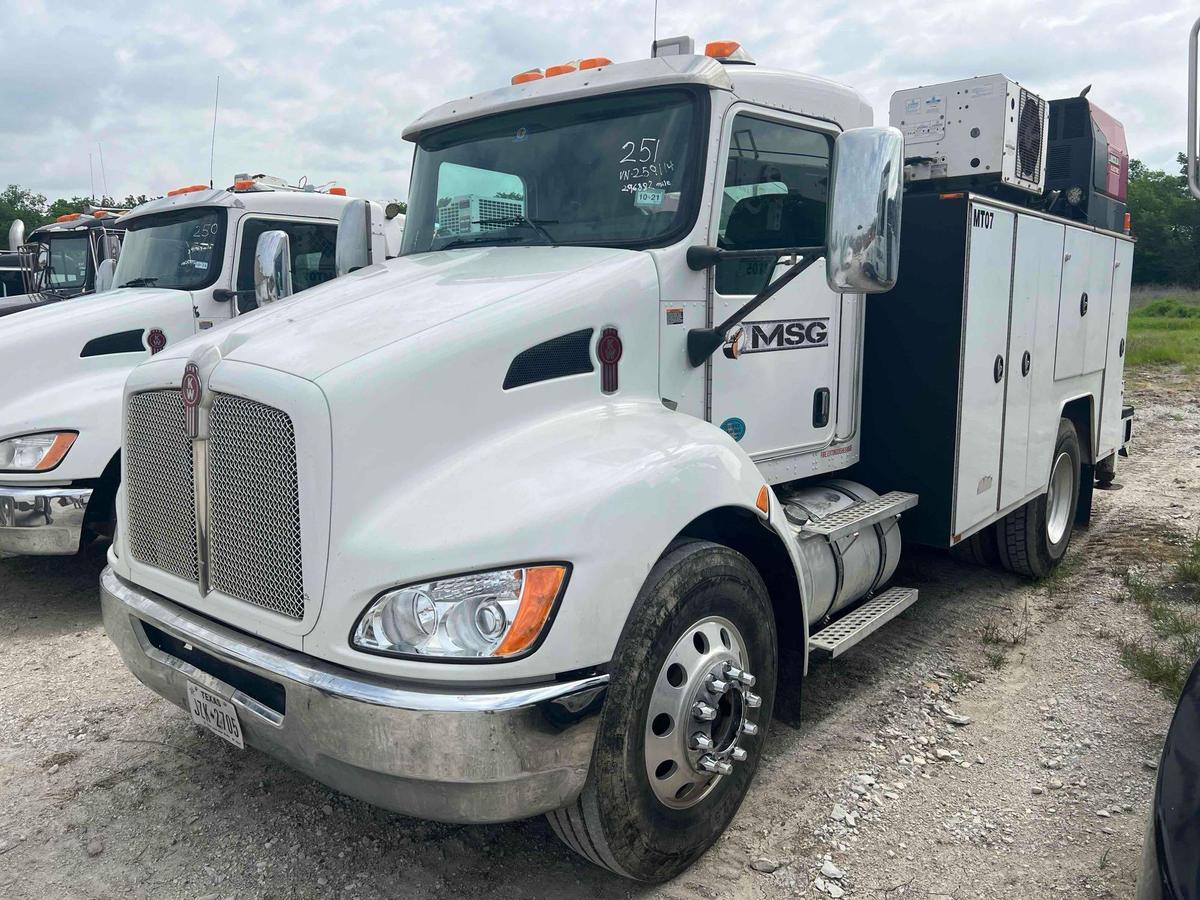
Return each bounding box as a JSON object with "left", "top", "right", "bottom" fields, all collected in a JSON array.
[{"left": 723, "top": 318, "right": 829, "bottom": 358}]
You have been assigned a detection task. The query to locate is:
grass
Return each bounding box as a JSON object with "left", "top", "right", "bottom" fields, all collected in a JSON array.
[
  {"left": 1127, "top": 289, "right": 1200, "bottom": 372},
  {"left": 1117, "top": 535, "right": 1200, "bottom": 701}
]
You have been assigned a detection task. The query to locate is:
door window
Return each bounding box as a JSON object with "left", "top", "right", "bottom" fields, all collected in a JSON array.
[
  {"left": 235, "top": 219, "right": 338, "bottom": 296},
  {"left": 716, "top": 116, "right": 832, "bottom": 295}
]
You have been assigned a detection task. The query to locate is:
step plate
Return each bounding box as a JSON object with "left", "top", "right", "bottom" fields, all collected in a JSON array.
[
  {"left": 808, "top": 587, "right": 919, "bottom": 658},
  {"left": 798, "top": 491, "right": 919, "bottom": 542}
]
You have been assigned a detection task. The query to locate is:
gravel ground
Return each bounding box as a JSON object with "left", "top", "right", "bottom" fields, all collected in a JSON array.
[{"left": 1, "top": 370, "right": 1196, "bottom": 900}]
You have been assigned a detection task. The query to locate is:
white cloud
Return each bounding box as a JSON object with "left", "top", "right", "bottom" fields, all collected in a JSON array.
[{"left": 0, "top": 0, "right": 1191, "bottom": 202}]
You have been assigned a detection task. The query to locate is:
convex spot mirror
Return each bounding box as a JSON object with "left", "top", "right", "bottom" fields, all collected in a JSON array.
[
  {"left": 825, "top": 126, "right": 904, "bottom": 294},
  {"left": 254, "top": 229, "right": 293, "bottom": 308}
]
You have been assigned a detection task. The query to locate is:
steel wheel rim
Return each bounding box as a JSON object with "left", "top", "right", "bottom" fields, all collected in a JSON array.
[
  {"left": 1046, "top": 450, "right": 1073, "bottom": 545},
  {"left": 643, "top": 615, "right": 762, "bottom": 810}
]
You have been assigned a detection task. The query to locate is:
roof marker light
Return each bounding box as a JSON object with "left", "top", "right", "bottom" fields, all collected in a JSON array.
[
  {"left": 512, "top": 68, "right": 544, "bottom": 85},
  {"left": 329, "top": 186, "right": 347, "bottom": 196},
  {"left": 56, "top": 213, "right": 82, "bottom": 222},
  {"left": 233, "top": 179, "right": 256, "bottom": 191},
  {"left": 545, "top": 63, "right": 577, "bottom": 77},
  {"left": 579, "top": 57, "right": 612, "bottom": 70},
  {"left": 704, "top": 41, "right": 755, "bottom": 64},
  {"left": 167, "top": 184, "right": 209, "bottom": 197}
]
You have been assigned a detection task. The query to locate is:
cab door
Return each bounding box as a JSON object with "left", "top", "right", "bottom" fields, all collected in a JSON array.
[{"left": 706, "top": 109, "right": 839, "bottom": 460}]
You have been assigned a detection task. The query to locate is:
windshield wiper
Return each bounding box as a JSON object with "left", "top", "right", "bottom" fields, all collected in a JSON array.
[
  {"left": 473, "top": 215, "right": 558, "bottom": 244},
  {"left": 437, "top": 235, "right": 529, "bottom": 252},
  {"left": 118, "top": 277, "right": 159, "bottom": 288}
]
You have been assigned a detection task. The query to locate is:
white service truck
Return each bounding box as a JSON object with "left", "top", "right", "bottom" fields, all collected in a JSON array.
[
  {"left": 100, "top": 41, "right": 1134, "bottom": 881},
  {"left": 0, "top": 175, "right": 402, "bottom": 556}
]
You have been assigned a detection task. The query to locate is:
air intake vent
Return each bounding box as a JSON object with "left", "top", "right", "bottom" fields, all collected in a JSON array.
[
  {"left": 1015, "top": 89, "right": 1045, "bottom": 181},
  {"left": 503, "top": 329, "right": 595, "bottom": 390},
  {"left": 1046, "top": 145, "right": 1072, "bottom": 181}
]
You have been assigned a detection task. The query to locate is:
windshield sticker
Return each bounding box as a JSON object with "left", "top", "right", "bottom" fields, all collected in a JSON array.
[
  {"left": 635, "top": 189, "right": 665, "bottom": 208},
  {"left": 514, "top": 127, "right": 528, "bottom": 143}
]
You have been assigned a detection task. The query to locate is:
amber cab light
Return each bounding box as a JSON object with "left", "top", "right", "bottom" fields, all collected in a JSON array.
[
  {"left": 167, "top": 184, "right": 208, "bottom": 197},
  {"left": 512, "top": 69, "right": 544, "bottom": 85},
  {"left": 56, "top": 213, "right": 82, "bottom": 222},
  {"left": 545, "top": 63, "right": 577, "bottom": 77},
  {"left": 579, "top": 57, "right": 612, "bottom": 70},
  {"left": 329, "top": 186, "right": 347, "bottom": 196}
]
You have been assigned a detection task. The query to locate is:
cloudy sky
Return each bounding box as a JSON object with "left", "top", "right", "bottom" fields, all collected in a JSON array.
[{"left": 0, "top": 0, "right": 1191, "bottom": 203}]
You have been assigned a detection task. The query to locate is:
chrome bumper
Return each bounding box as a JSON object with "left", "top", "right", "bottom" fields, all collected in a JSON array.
[
  {"left": 0, "top": 485, "right": 93, "bottom": 555},
  {"left": 99, "top": 566, "right": 607, "bottom": 824}
]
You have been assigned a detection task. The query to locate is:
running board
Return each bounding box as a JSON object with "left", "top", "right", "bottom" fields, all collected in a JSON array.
[
  {"left": 808, "top": 587, "right": 920, "bottom": 658},
  {"left": 795, "top": 491, "right": 918, "bottom": 542}
]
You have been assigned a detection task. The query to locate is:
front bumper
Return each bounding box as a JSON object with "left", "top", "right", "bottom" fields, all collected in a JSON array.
[
  {"left": 0, "top": 485, "right": 93, "bottom": 555},
  {"left": 100, "top": 566, "right": 607, "bottom": 824}
]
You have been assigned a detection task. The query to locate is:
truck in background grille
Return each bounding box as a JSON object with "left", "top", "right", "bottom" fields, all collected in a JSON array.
[
  {"left": 124, "top": 389, "right": 306, "bottom": 620},
  {"left": 207, "top": 394, "right": 305, "bottom": 619},
  {"left": 125, "top": 390, "right": 198, "bottom": 583}
]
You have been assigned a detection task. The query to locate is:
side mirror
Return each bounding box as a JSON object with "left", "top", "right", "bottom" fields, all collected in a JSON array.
[
  {"left": 825, "top": 126, "right": 904, "bottom": 293},
  {"left": 94, "top": 258, "right": 116, "bottom": 293},
  {"left": 254, "top": 230, "right": 293, "bottom": 307},
  {"left": 336, "top": 198, "right": 373, "bottom": 275}
]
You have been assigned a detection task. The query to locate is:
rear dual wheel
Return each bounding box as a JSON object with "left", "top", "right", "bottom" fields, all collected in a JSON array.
[{"left": 547, "top": 540, "right": 777, "bottom": 882}]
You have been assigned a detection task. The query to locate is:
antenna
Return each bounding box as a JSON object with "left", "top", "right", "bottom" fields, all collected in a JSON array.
[
  {"left": 653, "top": 0, "right": 659, "bottom": 46},
  {"left": 89, "top": 153, "right": 95, "bottom": 201},
  {"left": 209, "top": 75, "right": 221, "bottom": 189},
  {"left": 97, "top": 142, "right": 109, "bottom": 200}
]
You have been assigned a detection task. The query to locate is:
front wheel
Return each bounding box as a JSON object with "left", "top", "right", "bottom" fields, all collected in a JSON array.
[
  {"left": 547, "top": 540, "right": 777, "bottom": 882},
  {"left": 997, "top": 418, "right": 1081, "bottom": 578}
]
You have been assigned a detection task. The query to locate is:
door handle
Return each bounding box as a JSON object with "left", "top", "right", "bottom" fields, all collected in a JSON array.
[
  {"left": 1080, "top": 292, "right": 1089, "bottom": 316},
  {"left": 993, "top": 355, "right": 1004, "bottom": 383},
  {"left": 1021, "top": 350, "right": 1031, "bottom": 377}
]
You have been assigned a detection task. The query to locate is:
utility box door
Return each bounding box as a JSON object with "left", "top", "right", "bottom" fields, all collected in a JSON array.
[
  {"left": 1054, "top": 229, "right": 1115, "bottom": 379},
  {"left": 953, "top": 204, "right": 1015, "bottom": 533},
  {"left": 1098, "top": 239, "right": 1134, "bottom": 457},
  {"left": 1001, "top": 215, "right": 1065, "bottom": 508}
]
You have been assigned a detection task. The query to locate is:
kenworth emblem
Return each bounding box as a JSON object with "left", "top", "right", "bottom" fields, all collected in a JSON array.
[
  {"left": 182, "top": 363, "right": 202, "bottom": 439},
  {"left": 598, "top": 327, "right": 622, "bottom": 394},
  {"left": 147, "top": 328, "right": 167, "bottom": 354}
]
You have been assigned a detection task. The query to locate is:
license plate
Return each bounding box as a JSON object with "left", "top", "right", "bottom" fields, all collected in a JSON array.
[{"left": 186, "top": 682, "right": 244, "bottom": 749}]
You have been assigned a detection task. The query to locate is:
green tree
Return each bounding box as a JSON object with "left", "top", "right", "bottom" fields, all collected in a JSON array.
[
  {"left": 0, "top": 185, "right": 51, "bottom": 245},
  {"left": 1127, "top": 154, "right": 1200, "bottom": 287}
]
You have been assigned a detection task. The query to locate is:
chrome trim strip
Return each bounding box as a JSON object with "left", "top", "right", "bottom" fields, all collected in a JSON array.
[{"left": 101, "top": 566, "right": 609, "bottom": 713}]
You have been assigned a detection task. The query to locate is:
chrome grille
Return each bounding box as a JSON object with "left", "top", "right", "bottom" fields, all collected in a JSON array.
[
  {"left": 207, "top": 394, "right": 305, "bottom": 619},
  {"left": 125, "top": 390, "right": 198, "bottom": 582}
]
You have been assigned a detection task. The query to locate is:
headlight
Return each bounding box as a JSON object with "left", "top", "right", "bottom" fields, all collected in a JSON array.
[
  {"left": 0, "top": 432, "right": 78, "bottom": 472},
  {"left": 351, "top": 565, "right": 569, "bottom": 660}
]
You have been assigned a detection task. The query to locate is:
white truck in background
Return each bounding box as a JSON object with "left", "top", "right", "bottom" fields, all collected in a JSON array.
[
  {"left": 0, "top": 175, "right": 402, "bottom": 556},
  {"left": 0, "top": 208, "right": 128, "bottom": 317},
  {"left": 101, "top": 40, "right": 1133, "bottom": 881}
]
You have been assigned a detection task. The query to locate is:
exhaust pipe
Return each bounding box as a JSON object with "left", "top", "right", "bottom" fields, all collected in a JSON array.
[{"left": 8, "top": 219, "right": 25, "bottom": 251}]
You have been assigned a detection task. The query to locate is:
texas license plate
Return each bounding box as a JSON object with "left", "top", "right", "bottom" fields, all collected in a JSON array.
[{"left": 186, "top": 682, "right": 244, "bottom": 749}]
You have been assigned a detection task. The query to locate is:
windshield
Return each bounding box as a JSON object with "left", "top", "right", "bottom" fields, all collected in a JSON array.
[
  {"left": 402, "top": 88, "right": 705, "bottom": 254},
  {"left": 40, "top": 234, "right": 90, "bottom": 292},
  {"left": 114, "top": 207, "right": 226, "bottom": 290}
]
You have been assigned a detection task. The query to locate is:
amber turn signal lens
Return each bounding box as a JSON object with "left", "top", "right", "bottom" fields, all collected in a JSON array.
[
  {"left": 494, "top": 565, "right": 567, "bottom": 657},
  {"left": 35, "top": 433, "right": 78, "bottom": 471},
  {"left": 755, "top": 485, "right": 771, "bottom": 516}
]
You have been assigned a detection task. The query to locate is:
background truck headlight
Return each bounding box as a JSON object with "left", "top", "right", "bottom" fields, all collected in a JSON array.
[
  {"left": 351, "top": 565, "right": 569, "bottom": 660},
  {"left": 0, "top": 432, "right": 78, "bottom": 472}
]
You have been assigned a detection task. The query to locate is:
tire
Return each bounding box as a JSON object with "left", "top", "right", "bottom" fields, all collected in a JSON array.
[
  {"left": 997, "top": 418, "right": 1081, "bottom": 578},
  {"left": 547, "top": 540, "right": 777, "bottom": 882},
  {"left": 953, "top": 523, "right": 1000, "bottom": 568}
]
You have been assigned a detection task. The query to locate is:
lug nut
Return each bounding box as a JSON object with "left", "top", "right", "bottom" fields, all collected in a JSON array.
[
  {"left": 699, "top": 755, "right": 733, "bottom": 776},
  {"left": 707, "top": 676, "right": 731, "bottom": 694},
  {"left": 731, "top": 746, "right": 748, "bottom": 762},
  {"left": 744, "top": 691, "right": 762, "bottom": 709},
  {"left": 725, "top": 664, "right": 757, "bottom": 687},
  {"left": 693, "top": 701, "right": 717, "bottom": 721},
  {"left": 691, "top": 732, "right": 714, "bottom": 751},
  {"left": 741, "top": 721, "right": 759, "bottom": 736}
]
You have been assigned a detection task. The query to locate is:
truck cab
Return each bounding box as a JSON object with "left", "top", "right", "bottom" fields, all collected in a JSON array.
[
  {"left": 0, "top": 175, "right": 402, "bottom": 556},
  {"left": 0, "top": 209, "right": 127, "bottom": 317},
  {"left": 99, "top": 40, "right": 1132, "bottom": 883}
]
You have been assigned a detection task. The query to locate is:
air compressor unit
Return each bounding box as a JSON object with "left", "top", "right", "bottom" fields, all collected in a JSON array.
[{"left": 890, "top": 74, "right": 1049, "bottom": 196}]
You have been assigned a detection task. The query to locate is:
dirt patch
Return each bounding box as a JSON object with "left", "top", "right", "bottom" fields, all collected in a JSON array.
[{"left": 0, "top": 371, "right": 1196, "bottom": 899}]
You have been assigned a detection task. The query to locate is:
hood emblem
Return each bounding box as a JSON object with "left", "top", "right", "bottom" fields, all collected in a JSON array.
[
  {"left": 147, "top": 328, "right": 167, "bottom": 354},
  {"left": 597, "top": 327, "right": 622, "bottom": 395},
  {"left": 182, "top": 363, "right": 202, "bottom": 439}
]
